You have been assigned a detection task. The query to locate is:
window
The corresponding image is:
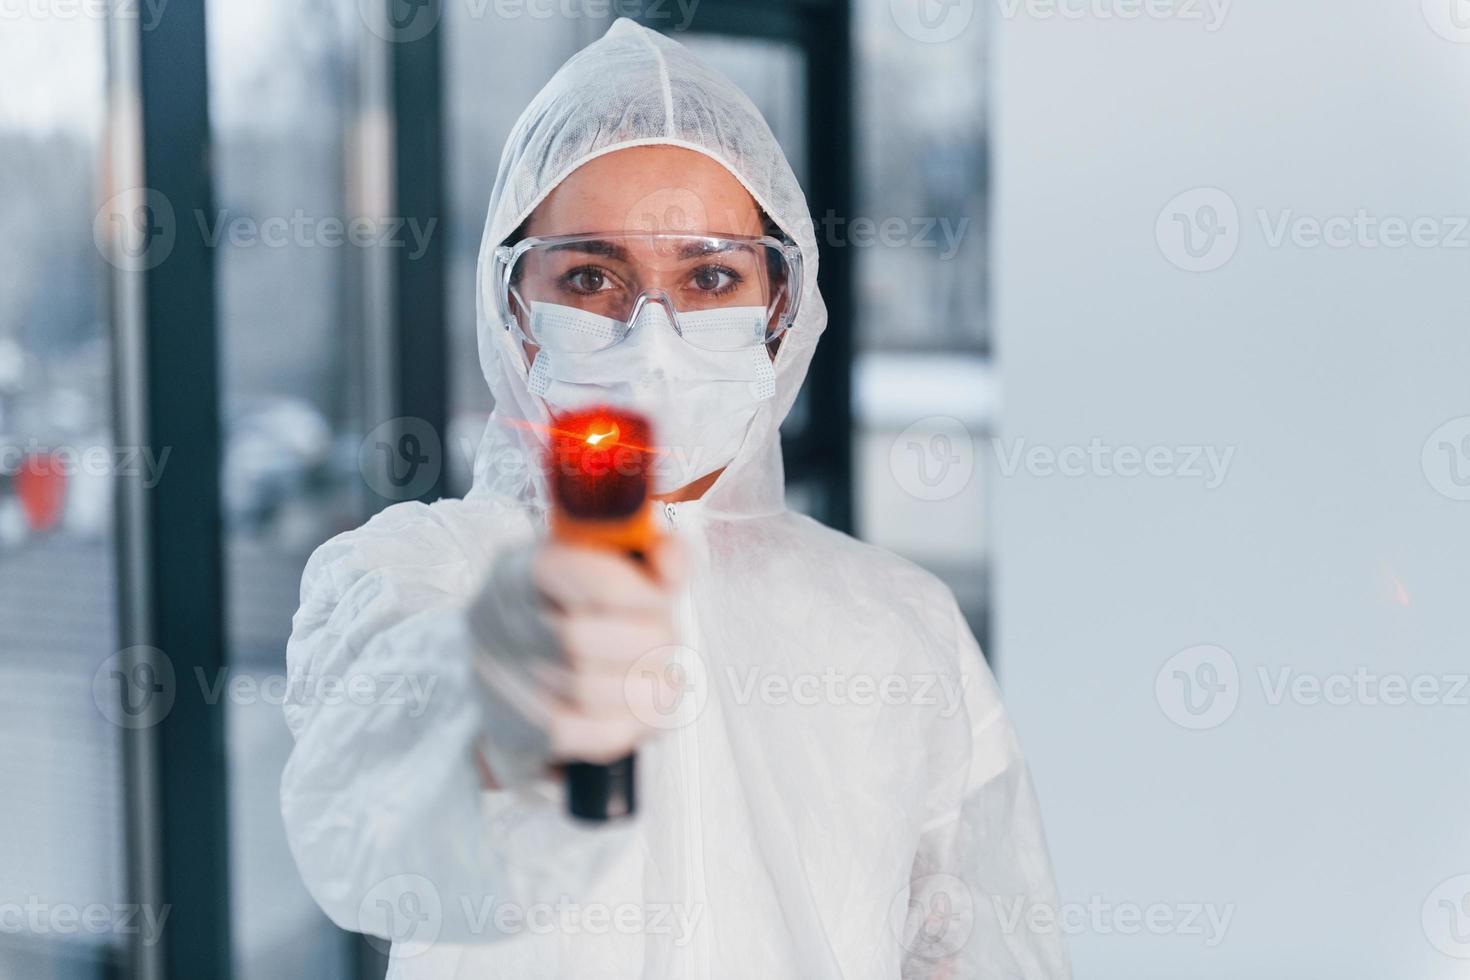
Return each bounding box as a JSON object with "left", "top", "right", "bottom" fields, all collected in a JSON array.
[
  {"left": 0, "top": 11, "right": 125, "bottom": 979},
  {"left": 207, "top": 1, "right": 367, "bottom": 975},
  {"left": 852, "top": 0, "right": 992, "bottom": 636}
]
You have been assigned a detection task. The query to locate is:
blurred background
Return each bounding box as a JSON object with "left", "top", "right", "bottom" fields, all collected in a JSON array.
[{"left": 2, "top": 0, "right": 1467, "bottom": 977}]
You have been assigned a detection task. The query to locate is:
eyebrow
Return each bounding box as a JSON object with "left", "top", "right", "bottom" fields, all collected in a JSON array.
[
  {"left": 543, "top": 238, "right": 752, "bottom": 262},
  {"left": 544, "top": 239, "right": 632, "bottom": 261}
]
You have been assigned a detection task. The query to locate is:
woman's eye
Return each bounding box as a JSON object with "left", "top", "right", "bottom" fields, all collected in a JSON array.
[
  {"left": 564, "top": 267, "right": 610, "bottom": 293},
  {"left": 691, "top": 265, "right": 739, "bottom": 292}
]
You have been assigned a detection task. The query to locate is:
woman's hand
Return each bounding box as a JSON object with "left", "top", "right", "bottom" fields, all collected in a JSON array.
[{"left": 466, "top": 536, "right": 687, "bottom": 789}]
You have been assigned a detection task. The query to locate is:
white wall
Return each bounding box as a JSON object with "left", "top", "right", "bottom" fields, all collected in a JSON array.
[{"left": 992, "top": 1, "right": 1470, "bottom": 976}]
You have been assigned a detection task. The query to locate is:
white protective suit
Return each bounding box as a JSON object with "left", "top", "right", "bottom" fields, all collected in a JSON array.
[{"left": 281, "top": 18, "right": 1070, "bottom": 980}]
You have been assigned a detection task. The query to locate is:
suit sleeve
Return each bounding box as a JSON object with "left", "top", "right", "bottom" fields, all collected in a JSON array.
[{"left": 279, "top": 499, "right": 636, "bottom": 946}]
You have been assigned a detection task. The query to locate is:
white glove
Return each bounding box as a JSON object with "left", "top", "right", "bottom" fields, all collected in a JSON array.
[{"left": 465, "top": 536, "right": 686, "bottom": 790}]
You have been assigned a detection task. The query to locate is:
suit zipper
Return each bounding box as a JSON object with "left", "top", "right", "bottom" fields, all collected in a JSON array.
[{"left": 662, "top": 500, "right": 710, "bottom": 979}]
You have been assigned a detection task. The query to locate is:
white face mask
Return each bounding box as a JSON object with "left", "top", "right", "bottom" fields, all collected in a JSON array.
[{"left": 525, "top": 301, "right": 777, "bottom": 494}]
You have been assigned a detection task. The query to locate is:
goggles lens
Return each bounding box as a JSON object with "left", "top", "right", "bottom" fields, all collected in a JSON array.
[{"left": 499, "top": 233, "right": 799, "bottom": 353}]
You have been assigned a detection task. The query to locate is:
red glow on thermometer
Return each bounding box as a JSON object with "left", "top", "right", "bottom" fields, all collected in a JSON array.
[
  {"left": 547, "top": 407, "right": 655, "bottom": 523},
  {"left": 584, "top": 422, "right": 619, "bottom": 446}
]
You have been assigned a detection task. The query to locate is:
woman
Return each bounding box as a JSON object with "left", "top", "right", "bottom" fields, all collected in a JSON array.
[{"left": 281, "top": 18, "right": 1068, "bottom": 979}]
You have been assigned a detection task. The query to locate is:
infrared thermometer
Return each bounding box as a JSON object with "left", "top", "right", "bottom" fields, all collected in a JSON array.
[{"left": 546, "top": 407, "right": 659, "bottom": 821}]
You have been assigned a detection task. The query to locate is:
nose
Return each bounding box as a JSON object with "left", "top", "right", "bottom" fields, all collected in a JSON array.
[
  {"left": 627, "top": 299, "right": 683, "bottom": 385},
  {"left": 627, "top": 289, "right": 679, "bottom": 337}
]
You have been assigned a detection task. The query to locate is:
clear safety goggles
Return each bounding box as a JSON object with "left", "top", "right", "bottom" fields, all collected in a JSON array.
[{"left": 492, "top": 232, "right": 803, "bottom": 353}]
